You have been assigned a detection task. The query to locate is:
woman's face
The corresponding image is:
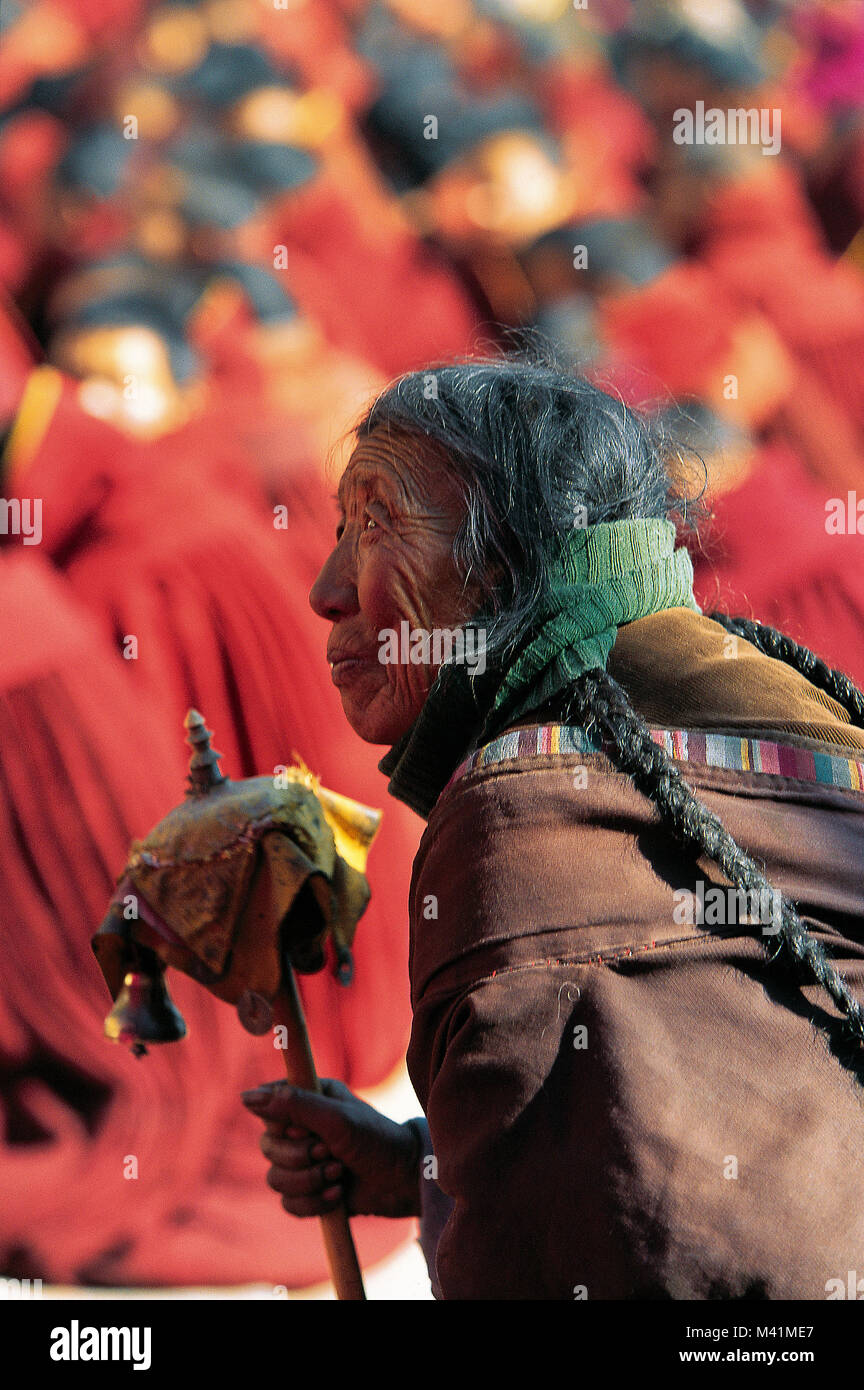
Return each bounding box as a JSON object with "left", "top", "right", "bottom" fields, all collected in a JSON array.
[{"left": 310, "top": 429, "right": 475, "bottom": 745}]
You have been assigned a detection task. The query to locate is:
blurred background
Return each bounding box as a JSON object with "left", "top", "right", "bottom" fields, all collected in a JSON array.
[{"left": 1, "top": 0, "right": 863, "bottom": 1299}]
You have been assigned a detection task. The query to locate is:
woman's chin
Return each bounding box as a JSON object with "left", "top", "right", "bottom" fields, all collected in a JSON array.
[{"left": 338, "top": 690, "right": 417, "bottom": 747}]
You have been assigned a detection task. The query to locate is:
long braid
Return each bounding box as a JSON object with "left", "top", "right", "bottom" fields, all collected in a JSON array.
[
  {"left": 564, "top": 667, "right": 864, "bottom": 1049},
  {"left": 708, "top": 612, "right": 864, "bottom": 730}
]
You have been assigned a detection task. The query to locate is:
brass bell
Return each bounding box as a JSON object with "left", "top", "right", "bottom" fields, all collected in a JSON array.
[{"left": 104, "top": 966, "right": 187, "bottom": 1056}]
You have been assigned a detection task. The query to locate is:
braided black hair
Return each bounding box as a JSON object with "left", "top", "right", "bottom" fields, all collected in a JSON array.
[{"left": 564, "top": 615, "right": 864, "bottom": 1059}]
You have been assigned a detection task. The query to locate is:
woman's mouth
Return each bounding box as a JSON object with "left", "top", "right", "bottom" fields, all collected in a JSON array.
[{"left": 329, "top": 654, "right": 377, "bottom": 687}]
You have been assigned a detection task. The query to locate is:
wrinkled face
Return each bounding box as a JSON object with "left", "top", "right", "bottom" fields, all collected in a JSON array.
[{"left": 309, "top": 429, "right": 475, "bottom": 745}]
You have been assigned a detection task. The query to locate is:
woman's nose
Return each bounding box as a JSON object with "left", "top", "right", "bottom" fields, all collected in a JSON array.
[{"left": 309, "top": 544, "right": 357, "bottom": 621}]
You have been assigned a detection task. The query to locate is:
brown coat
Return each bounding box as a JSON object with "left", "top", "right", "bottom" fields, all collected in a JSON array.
[{"left": 406, "top": 610, "right": 864, "bottom": 1299}]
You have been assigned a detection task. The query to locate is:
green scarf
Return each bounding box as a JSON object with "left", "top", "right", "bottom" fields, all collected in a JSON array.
[{"left": 378, "top": 518, "right": 700, "bottom": 818}]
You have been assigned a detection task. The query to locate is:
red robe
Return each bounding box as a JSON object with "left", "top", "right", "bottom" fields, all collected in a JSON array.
[
  {"left": 691, "top": 440, "right": 864, "bottom": 691},
  {"left": 0, "top": 376, "right": 420, "bottom": 1287}
]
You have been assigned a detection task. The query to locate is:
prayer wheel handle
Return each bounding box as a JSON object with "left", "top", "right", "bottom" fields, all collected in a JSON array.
[{"left": 274, "top": 970, "right": 366, "bottom": 1301}]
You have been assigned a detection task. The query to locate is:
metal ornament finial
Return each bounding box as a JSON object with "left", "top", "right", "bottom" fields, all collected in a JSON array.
[{"left": 184, "top": 708, "right": 226, "bottom": 797}]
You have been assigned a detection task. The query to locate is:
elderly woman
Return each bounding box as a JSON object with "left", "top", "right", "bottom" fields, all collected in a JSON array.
[{"left": 242, "top": 357, "right": 864, "bottom": 1300}]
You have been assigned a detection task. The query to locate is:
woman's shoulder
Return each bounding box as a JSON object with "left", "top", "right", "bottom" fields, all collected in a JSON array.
[
  {"left": 607, "top": 607, "right": 864, "bottom": 753},
  {"left": 428, "top": 606, "right": 864, "bottom": 816}
]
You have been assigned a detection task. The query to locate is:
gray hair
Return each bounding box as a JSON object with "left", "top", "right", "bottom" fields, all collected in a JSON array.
[{"left": 354, "top": 349, "right": 705, "bottom": 663}]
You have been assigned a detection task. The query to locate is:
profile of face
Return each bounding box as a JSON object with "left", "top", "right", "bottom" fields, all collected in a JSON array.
[{"left": 309, "top": 429, "right": 476, "bottom": 745}]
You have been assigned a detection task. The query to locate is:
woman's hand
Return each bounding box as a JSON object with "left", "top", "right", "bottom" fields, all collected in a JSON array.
[{"left": 241, "top": 1079, "right": 425, "bottom": 1219}]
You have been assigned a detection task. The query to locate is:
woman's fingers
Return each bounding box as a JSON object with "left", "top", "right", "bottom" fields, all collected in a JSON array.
[
  {"left": 243, "top": 1078, "right": 423, "bottom": 1220},
  {"left": 260, "top": 1130, "right": 333, "bottom": 1169},
  {"left": 260, "top": 1121, "right": 310, "bottom": 1142},
  {"left": 258, "top": 1124, "right": 346, "bottom": 1215},
  {"left": 242, "top": 1081, "right": 360, "bottom": 1164},
  {"left": 277, "top": 1188, "right": 344, "bottom": 1219},
  {"left": 265, "top": 1147, "right": 346, "bottom": 1216},
  {"left": 265, "top": 1159, "right": 343, "bottom": 1199},
  {"left": 243, "top": 1078, "right": 405, "bottom": 1217}
]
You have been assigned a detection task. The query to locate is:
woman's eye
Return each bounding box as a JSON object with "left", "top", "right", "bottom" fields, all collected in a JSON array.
[{"left": 362, "top": 504, "right": 387, "bottom": 534}]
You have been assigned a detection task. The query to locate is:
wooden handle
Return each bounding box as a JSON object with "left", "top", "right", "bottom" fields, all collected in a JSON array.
[{"left": 273, "top": 969, "right": 366, "bottom": 1301}]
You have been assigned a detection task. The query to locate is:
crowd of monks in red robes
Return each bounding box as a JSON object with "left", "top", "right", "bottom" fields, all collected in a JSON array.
[{"left": 1, "top": 0, "right": 863, "bottom": 1290}]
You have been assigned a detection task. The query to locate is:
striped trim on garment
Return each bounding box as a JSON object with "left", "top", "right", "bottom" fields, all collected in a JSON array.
[{"left": 444, "top": 724, "right": 864, "bottom": 795}]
